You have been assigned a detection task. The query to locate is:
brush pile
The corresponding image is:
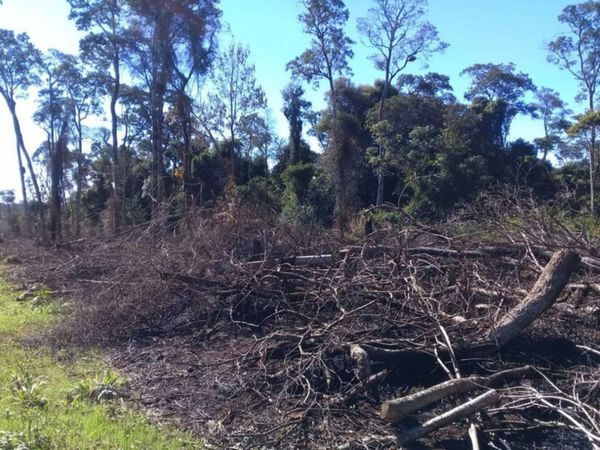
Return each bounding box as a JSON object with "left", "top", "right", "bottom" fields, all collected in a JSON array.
[{"left": 2, "top": 199, "right": 599, "bottom": 449}]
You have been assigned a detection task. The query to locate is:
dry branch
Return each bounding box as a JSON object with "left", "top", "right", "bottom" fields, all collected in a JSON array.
[
  {"left": 381, "top": 366, "right": 532, "bottom": 421},
  {"left": 398, "top": 390, "right": 500, "bottom": 444}
]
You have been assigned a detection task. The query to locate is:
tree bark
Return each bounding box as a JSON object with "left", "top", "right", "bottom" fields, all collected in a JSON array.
[
  {"left": 380, "top": 366, "right": 532, "bottom": 421},
  {"left": 8, "top": 101, "right": 46, "bottom": 239},
  {"left": 75, "top": 116, "right": 83, "bottom": 237},
  {"left": 483, "top": 250, "right": 580, "bottom": 350},
  {"left": 150, "top": 17, "right": 170, "bottom": 217},
  {"left": 110, "top": 44, "right": 121, "bottom": 233},
  {"left": 398, "top": 390, "right": 500, "bottom": 444},
  {"left": 15, "top": 139, "right": 30, "bottom": 233}
]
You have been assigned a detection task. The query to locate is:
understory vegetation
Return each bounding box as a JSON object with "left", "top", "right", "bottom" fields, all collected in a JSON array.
[{"left": 0, "top": 274, "right": 203, "bottom": 450}]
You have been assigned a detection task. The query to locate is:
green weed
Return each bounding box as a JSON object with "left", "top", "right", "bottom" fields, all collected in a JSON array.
[
  {"left": 9, "top": 365, "right": 47, "bottom": 409},
  {"left": 67, "top": 369, "right": 125, "bottom": 404},
  {"left": 0, "top": 271, "right": 203, "bottom": 449}
]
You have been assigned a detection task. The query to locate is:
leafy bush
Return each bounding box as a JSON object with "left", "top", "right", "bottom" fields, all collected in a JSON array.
[
  {"left": 0, "top": 430, "right": 51, "bottom": 450},
  {"left": 67, "top": 370, "right": 125, "bottom": 404},
  {"left": 9, "top": 366, "right": 47, "bottom": 409}
]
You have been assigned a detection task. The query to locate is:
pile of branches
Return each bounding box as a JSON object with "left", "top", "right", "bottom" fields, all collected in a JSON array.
[{"left": 2, "top": 199, "right": 600, "bottom": 449}]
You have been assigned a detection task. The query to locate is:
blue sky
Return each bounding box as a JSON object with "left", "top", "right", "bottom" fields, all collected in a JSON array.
[{"left": 0, "top": 0, "right": 584, "bottom": 196}]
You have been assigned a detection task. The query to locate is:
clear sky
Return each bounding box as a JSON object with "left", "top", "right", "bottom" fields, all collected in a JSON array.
[{"left": 0, "top": 0, "right": 583, "bottom": 197}]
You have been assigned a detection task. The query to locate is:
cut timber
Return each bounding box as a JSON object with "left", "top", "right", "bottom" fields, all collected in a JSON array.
[
  {"left": 380, "top": 366, "right": 531, "bottom": 421},
  {"left": 398, "top": 390, "right": 500, "bottom": 444},
  {"left": 382, "top": 377, "right": 479, "bottom": 421},
  {"left": 484, "top": 250, "right": 580, "bottom": 349}
]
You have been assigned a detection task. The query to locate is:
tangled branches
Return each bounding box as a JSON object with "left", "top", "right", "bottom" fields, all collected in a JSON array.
[{"left": 2, "top": 201, "right": 599, "bottom": 448}]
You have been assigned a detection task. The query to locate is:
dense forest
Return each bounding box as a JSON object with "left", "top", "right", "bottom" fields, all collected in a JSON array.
[
  {"left": 0, "top": 1, "right": 600, "bottom": 449},
  {"left": 0, "top": 0, "right": 598, "bottom": 238}
]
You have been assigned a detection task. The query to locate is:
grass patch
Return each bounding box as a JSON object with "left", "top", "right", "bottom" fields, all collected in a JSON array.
[{"left": 0, "top": 271, "right": 202, "bottom": 450}]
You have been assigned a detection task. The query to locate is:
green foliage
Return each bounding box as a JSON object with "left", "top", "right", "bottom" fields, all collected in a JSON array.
[
  {"left": 0, "top": 429, "right": 51, "bottom": 450},
  {"left": 461, "top": 63, "right": 536, "bottom": 146},
  {"left": 568, "top": 110, "right": 600, "bottom": 136},
  {"left": 282, "top": 163, "right": 316, "bottom": 222},
  {"left": 287, "top": 0, "right": 354, "bottom": 88},
  {"left": 0, "top": 275, "right": 203, "bottom": 449},
  {"left": 282, "top": 83, "right": 312, "bottom": 166},
  {"left": 0, "top": 30, "right": 42, "bottom": 97},
  {"left": 67, "top": 370, "right": 124, "bottom": 404},
  {"left": 237, "top": 178, "right": 281, "bottom": 210},
  {"left": 280, "top": 163, "right": 334, "bottom": 226},
  {"left": 9, "top": 366, "right": 47, "bottom": 409},
  {"left": 191, "top": 150, "right": 228, "bottom": 204}
]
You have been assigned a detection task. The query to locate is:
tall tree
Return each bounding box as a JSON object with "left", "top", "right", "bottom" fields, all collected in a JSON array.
[
  {"left": 54, "top": 52, "right": 106, "bottom": 236},
  {"left": 532, "top": 87, "right": 571, "bottom": 161},
  {"left": 548, "top": 1, "right": 600, "bottom": 213},
  {"left": 461, "top": 63, "right": 536, "bottom": 147},
  {"left": 35, "top": 51, "right": 71, "bottom": 240},
  {"left": 199, "top": 41, "right": 266, "bottom": 181},
  {"left": 127, "top": 0, "right": 220, "bottom": 211},
  {"left": 169, "top": 0, "right": 219, "bottom": 207},
  {"left": 357, "top": 0, "right": 447, "bottom": 206},
  {"left": 397, "top": 72, "right": 455, "bottom": 102},
  {"left": 282, "top": 83, "right": 312, "bottom": 165},
  {"left": 287, "top": 0, "right": 354, "bottom": 231},
  {"left": 68, "top": 0, "right": 128, "bottom": 232},
  {"left": 0, "top": 30, "right": 46, "bottom": 236}
]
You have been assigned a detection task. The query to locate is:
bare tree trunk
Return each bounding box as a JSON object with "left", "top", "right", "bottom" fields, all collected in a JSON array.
[
  {"left": 484, "top": 250, "right": 580, "bottom": 349},
  {"left": 151, "top": 84, "right": 166, "bottom": 215},
  {"left": 590, "top": 137, "right": 595, "bottom": 215},
  {"left": 15, "top": 139, "right": 31, "bottom": 233},
  {"left": 110, "top": 67, "right": 121, "bottom": 233},
  {"left": 75, "top": 121, "right": 83, "bottom": 237},
  {"left": 150, "top": 18, "right": 170, "bottom": 218},
  {"left": 333, "top": 130, "right": 349, "bottom": 234},
  {"left": 587, "top": 91, "right": 596, "bottom": 215},
  {"left": 50, "top": 123, "right": 67, "bottom": 242},
  {"left": 9, "top": 102, "right": 46, "bottom": 239},
  {"left": 179, "top": 93, "right": 193, "bottom": 208},
  {"left": 375, "top": 70, "right": 390, "bottom": 208}
]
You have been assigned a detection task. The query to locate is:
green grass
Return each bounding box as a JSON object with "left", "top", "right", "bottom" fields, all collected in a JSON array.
[{"left": 0, "top": 271, "right": 202, "bottom": 450}]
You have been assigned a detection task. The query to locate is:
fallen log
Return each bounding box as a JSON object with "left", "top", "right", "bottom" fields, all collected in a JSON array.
[
  {"left": 482, "top": 250, "right": 580, "bottom": 350},
  {"left": 361, "top": 251, "right": 579, "bottom": 368},
  {"left": 398, "top": 390, "right": 500, "bottom": 444},
  {"left": 380, "top": 366, "right": 532, "bottom": 421}
]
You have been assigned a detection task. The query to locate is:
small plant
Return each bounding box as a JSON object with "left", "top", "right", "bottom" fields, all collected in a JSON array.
[
  {"left": 9, "top": 366, "right": 47, "bottom": 409},
  {"left": 0, "top": 431, "right": 28, "bottom": 450},
  {"left": 0, "top": 430, "right": 52, "bottom": 450},
  {"left": 67, "top": 369, "right": 125, "bottom": 404}
]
